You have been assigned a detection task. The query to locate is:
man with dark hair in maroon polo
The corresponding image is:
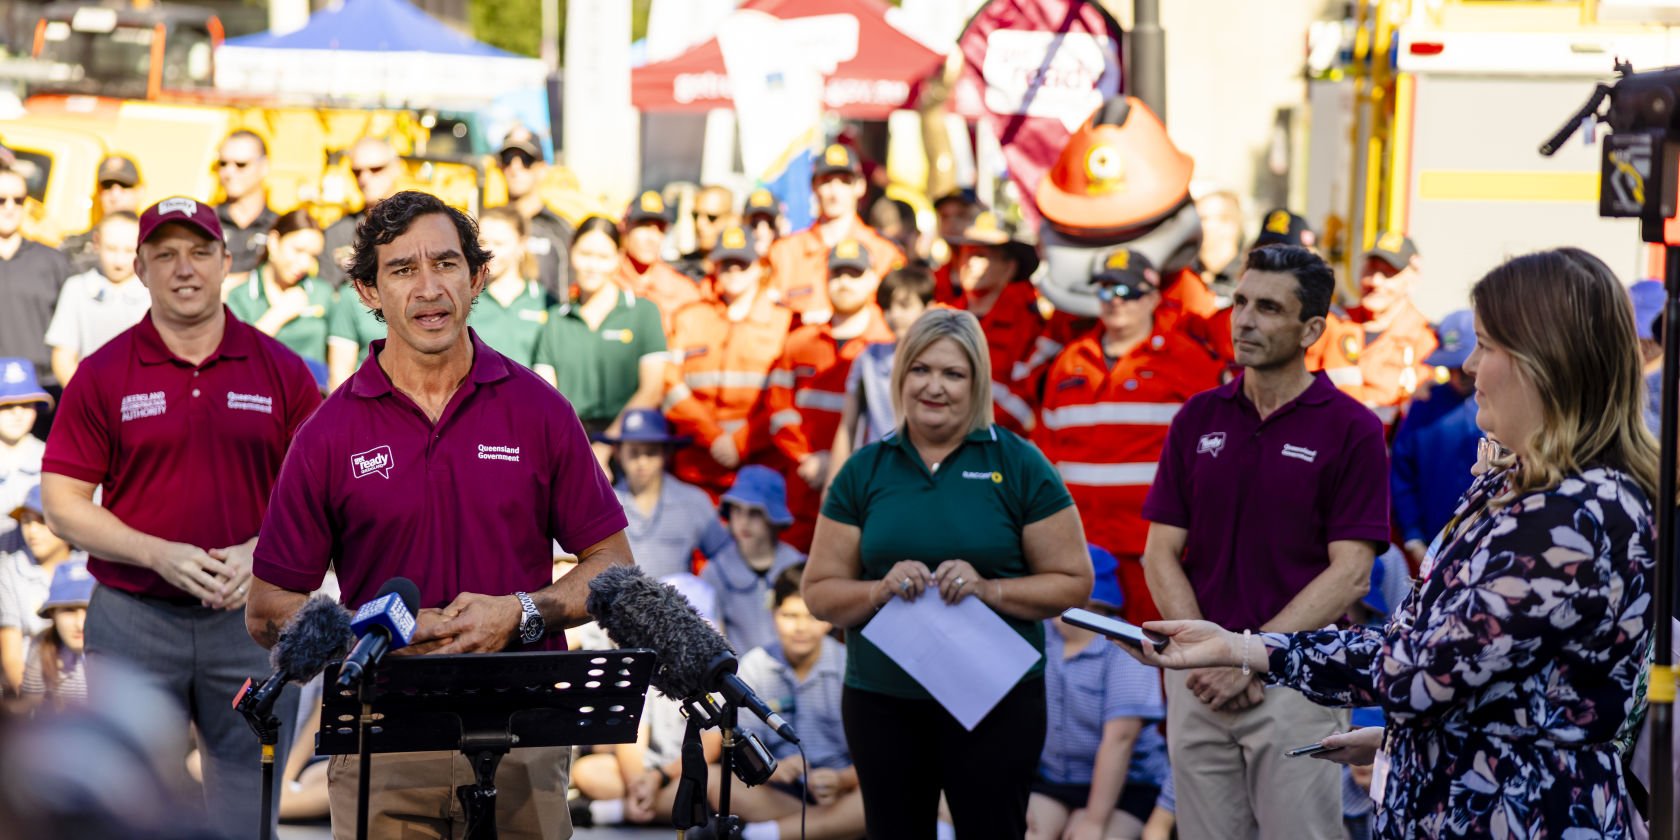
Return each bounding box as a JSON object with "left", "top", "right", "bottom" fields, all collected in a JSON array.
[
  {"left": 39, "top": 196, "right": 323, "bottom": 840},
  {"left": 1139, "top": 244, "right": 1389, "bottom": 840},
  {"left": 246, "top": 190, "right": 633, "bottom": 839}
]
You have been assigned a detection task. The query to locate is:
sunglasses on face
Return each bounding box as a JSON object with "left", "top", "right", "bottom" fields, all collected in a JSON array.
[
  {"left": 499, "top": 151, "right": 537, "bottom": 169},
  {"left": 100, "top": 180, "right": 133, "bottom": 191},
  {"left": 697, "top": 212, "right": 725, "bottom": 223},
  {"left": 718, "top": 261, "right": 753, "bottom": 274},
  {"left": 0, "top": 195, "right": 24, "bottom": 206},
  {"left": 216, "top": 158, "right": 255, "bottom": 170},
  {"left": 1095, "top": 282, "right": 1154, "bottom": 303},
  {"left": 352, "top": 162, "right": 392, "bottom": 178}
]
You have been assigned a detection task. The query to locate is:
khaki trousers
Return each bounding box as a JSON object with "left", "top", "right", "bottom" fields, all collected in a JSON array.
[
  {"left": 326, "top": 747, "right": 572, "bottom": 839},
  {"left": 1164, "top": 669, "right": 1348, "bottom": 840}
]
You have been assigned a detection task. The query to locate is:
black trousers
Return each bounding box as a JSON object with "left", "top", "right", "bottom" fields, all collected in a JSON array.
[{"left": 842, "top": 678, "right": 1046, "bottom": 840}]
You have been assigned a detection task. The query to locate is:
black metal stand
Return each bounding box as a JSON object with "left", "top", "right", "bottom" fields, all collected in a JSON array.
[
  {"left": 1652, "top": 241, "right": 1678, "bottom": 840},
  {"left": 669, "top": 694, "right": 776, "bottom": 839},
  {"left": 317, "top": 649, "right": 656, "bottom": 840},
  {"left": 233, "top": 674, "right": 289, "bottom": 840}
]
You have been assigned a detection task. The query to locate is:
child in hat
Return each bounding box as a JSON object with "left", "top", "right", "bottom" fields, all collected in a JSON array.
[
  {"left": 18, "top": 561, "right": 91, "bottom": 711},
  {"left": 0, "top": 357, "right": 51, "bottom": 553},
  {"left": 699, "top": 466, "right": 806, "bottom": 654}
]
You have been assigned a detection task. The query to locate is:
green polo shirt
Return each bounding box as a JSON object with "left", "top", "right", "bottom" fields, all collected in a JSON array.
[
  {"left": 532, "top": 291, "right": 666, "bottom": 425},
  {"left": 469, "top": 280, "right": 556, "bottom": 366},
  {"left": 327, "top": 289, "right": 385, "bottom": 364},
  {"left": 225, "top": 269, "right": 335, "bottom": 364},
  {"left": 822, "top": 424, "right": 1073, "bottom": 699}
]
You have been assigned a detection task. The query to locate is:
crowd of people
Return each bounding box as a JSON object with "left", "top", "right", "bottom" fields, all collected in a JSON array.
[{"left": 0, "top": 122, "right": 1665, "bottom": 840}]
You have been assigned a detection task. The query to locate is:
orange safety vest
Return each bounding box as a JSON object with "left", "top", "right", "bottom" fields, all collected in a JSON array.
[
  {"left": 620, "top": 257, "right": 705, "bottom": 340},
  {"left": 662, "top": 292, "right": 795, "bottom": 495},
  {"left": 766, "top": 218, "right": 904, "bottom": 322},
  {"left": 962, "top": 282, "right": 1051, "bottom": 437},
  {"left": 765, "top": 307, "right": 896, "bottom": 551},
  {"left": 1307, "top": 302, "right": 1437, "bottom": 429},
  {"left": 1039, "top": 324, "right": 1225, "bottom": 622}
]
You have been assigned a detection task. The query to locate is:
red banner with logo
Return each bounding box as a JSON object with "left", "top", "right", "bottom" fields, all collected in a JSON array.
[{"left": 950, "top": 0, "right": 1125, "bottom": 221}]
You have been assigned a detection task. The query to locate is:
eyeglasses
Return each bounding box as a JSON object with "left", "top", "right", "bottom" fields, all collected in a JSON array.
[
  {"left": 1095, "top": 282, "right": 1154, "bottom": 303},
  {"left": 0, "top": 195, "right": 24, "bottom": 206},
  {"left": 216, "top": 158, "right": 255, "bottom": 170},
  {"left": 498, "top": 151, "right": 537, "bottom": 169},
  {"left": 351, "top": 162, "right": 392, "bottom": 178}
]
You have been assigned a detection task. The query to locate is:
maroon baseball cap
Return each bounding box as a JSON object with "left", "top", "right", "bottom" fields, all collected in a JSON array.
[{"left": 138, "top": 196, "right": 225, "bottom": 246}]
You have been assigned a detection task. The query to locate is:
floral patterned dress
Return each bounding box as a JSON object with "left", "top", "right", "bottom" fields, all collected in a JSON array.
[{"left": 1262, "top": 465, "right": 1654, "bottom": 838}]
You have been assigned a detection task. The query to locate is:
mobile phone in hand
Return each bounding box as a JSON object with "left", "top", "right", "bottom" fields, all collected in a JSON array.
[
  {"left": 1061, "top": 608, "right": 1169, "bottom": 654},
  {"left": 1285, "top": 742, "right": 1333, "bottom": 758}
]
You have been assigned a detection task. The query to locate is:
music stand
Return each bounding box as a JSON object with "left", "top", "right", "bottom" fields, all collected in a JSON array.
[{"left": 317, "top": 649, "right": 655, "bottom": 840}]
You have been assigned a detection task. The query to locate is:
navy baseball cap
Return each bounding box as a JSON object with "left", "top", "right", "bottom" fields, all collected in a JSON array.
[
  {"left": 625, "top": 191, "right": 673, "bottom": 227},
  {"left": 1426, "top": 309, "right": 1476, "bottom": 369},
  {"left": 1364, "top": 230, "right": 1419, "bottom": 271},
  {"left": 1630, "top": 280, "right": 1663, "bottom": 341},
  {"left": 710, "top": 224, "right": 758, "bottom": 265},
  {"left": 1253, "top": 209, "right": 1314, "bottom": 249}
]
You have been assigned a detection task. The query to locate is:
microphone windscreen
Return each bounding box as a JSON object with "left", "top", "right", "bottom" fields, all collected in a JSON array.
[
  {"left": 269, "top": 594, "right": 354, "bottom": 680},
  {"left": 587, "top": 565, "right": 733, "bottom": 700}
]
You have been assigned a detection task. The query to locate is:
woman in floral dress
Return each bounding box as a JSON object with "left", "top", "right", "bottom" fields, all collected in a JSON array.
[{"left": 1133, "top": 248, "right": 1659, "bottom": 838}]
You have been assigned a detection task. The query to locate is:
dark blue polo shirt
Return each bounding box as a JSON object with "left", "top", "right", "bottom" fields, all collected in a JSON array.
[{"left": 1141, "top": 372, "right": 1390, "bottom": 631}]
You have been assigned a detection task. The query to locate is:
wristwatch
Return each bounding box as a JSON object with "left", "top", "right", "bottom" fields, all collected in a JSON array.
[{"left": 514, "top": 591, "right": 545, "bottom": 644}]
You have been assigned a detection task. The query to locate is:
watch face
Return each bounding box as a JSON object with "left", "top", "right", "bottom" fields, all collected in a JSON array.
[{"left": 520, "top": 615, "right": 544, "bottom": 643}]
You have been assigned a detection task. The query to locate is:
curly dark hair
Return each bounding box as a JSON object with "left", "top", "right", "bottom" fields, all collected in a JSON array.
[
  {"left": 1244, "top": 244, "right": 1335, "bottom": 321},
  {"left": 346, "top": 191, "right": 491, "bottom": 322}
]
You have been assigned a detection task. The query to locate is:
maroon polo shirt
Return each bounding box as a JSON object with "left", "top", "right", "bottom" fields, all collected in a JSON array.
[
  {"left": 1141, "top": 372, "right": 1390, "bottom": 631},
  {"left": 43, "top": 308, "right": 323, "bottom": 599},
  {"left": 253, "top": 331, "right": 627, "bottom": 651}
]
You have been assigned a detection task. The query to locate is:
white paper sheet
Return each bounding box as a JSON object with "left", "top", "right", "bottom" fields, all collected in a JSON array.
[{"left": 860, "top": 589, "right": 1042, "bottom": 730}]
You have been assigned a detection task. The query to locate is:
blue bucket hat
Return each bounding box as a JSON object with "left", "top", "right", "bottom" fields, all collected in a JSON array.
[
  {"left": 1426, "top": 309, "right": 1476, "bottom": 370},
  {"left": 8, "top": 484, "right": 43, "bottom": 522},
  {"left": 1630, "top": 280, "right": 1664, "bottom": 341},
  {"left": 0, "top": 358, "right": 51, "bottom": 409},
  {"left": 719, "top": 465, "right": 794, "bottom": 529},
  {"left": 594, "top": 409, "right": 690, "bottom": 446},
  {"left": 37, "top": 561, "right": 93, "bottom": 618},
  {"left": 1087, "top": 544, "right": 1125, "bottom": 610}
]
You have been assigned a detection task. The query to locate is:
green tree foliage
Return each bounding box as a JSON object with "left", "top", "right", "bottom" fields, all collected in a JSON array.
[{"left": 471, "top": 0, "right": 655, "bottom": 63}]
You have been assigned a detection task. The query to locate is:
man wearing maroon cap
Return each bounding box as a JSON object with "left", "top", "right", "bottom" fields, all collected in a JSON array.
[
  {"left": 247, "top": 191, "right": 633, "bottom": 839},
  {"left": 1139, "top": 244, "right": 1388, "bottom": 840},
  {"left": 39, "top": 196, "right": 323, "bottom": 840}
]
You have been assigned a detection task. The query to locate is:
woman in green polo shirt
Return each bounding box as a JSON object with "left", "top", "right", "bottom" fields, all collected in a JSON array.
[
  {"left": 226, "top": 210, "right": 332, "bottom": 371},
  {"left": 469, "top": 206, "right": 556, "bottom": 366},
  {"left": 804, "top": 307, "right": 1093, "bottom": 840},
  {"left": 533, "top": 216, "right": 666, "bottom": 441}
]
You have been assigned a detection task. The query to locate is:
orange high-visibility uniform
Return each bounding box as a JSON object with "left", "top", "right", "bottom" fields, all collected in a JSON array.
[
  {"left": 620, "top": 258, "right": 705, "bottom": 339},
  {"left": 1307, "top": 302, "right": 1437, "bottom": 430},
  {"left": 766, "top": 218, "right": 903, "bottom": 322},
  {"left": 962, "top": 282, "right": 1052, "bottom": 437},
  {"left": 765, "top": 307, "right": 897, "bottom": 551},
  {"left": 662, "top": 293, "right": 795, "bottom": 496},
  {"left": 1039, "top": 323, "right": 1225, "bottom": 624},
  {"left": 1158, "top": 266, "right": 1218, "bottom": 322}
]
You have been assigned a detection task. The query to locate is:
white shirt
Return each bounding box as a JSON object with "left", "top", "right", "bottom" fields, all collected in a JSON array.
[{"left": 44, "top": 269, "right": 152, "bottom": 360}]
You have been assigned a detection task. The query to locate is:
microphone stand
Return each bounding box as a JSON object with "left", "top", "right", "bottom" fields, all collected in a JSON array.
[
  {"left": 233, "top": 677, "right": 284, "bottom": 840},
  {"left": 674, "top": 694, "right": 775, "bottom": 839},
  {"left": 355, "top": 672, "right": 375, "bottom": 840}
]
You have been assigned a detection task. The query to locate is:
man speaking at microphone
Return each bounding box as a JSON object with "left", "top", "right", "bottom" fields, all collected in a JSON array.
[{"left": 246, "top": 191, "right": 633, "bottom": 839}]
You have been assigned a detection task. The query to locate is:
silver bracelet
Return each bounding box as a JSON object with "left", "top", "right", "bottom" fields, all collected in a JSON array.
[{"left": 1240, "top": 629, "right": 1253, "bottom": 676}]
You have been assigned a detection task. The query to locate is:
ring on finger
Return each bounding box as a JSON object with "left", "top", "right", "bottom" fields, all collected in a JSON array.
[
  {"left": 954, "top": 576, "right": 966, "bottom": 588},
  {"left": 899, "top": 578, "right": 911, "bottom": 593}
]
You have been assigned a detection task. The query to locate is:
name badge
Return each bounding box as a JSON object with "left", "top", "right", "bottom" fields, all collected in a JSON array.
[{"left": 1369, "top": 748, "right": 1391, "bottom": 806}]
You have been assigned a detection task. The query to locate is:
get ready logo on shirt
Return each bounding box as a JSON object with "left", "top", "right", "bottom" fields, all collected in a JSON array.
[{"left": 351, "top": 445, "right": 394, "bottom": 480}]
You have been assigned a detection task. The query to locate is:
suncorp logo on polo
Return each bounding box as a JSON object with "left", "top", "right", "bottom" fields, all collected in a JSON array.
[{"left": 962, "top": 470, "right": 1004, "bottom": 483}]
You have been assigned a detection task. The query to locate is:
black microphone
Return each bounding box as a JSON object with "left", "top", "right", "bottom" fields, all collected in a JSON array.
[
  {"left": 234, "top": 594, "right": 354, "bottom": 718},
  {"left": 336, "top": 578, "right": 420, "bottom": 689},
  {"left": 587, "top": 565, "right": 800, "bottom": 744}
]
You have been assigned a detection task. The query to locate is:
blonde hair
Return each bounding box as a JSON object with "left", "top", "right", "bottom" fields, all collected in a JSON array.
[
  {"left": 889, "top": 308, "right": 995, "bottom": 434},
  {"left": 1470, "top": 247, "right": 1659, "bottom": 503}
]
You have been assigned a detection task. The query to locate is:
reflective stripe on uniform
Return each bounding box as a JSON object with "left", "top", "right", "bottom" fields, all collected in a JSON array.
[
  {"left": 1056, "top": 462, "right": 1159, "bottom": 487},
  {"left": 1012, "top": 336, "right": 1065, "bottom": 381},
  {"left": 768, "top": 369, "right": 797, "bottom": 389},
  {"left": 770, "top": 409, "right": 803, "bottom": 434},
  {"left": 1041, "top": 402, "right": 1181, "bottom": 431},
  {"left": 992, "top": 381, "right": 1037, "bottom": 432},
  {"left": 720, "top": 418, "right": 746, "bottom": 433},
  {"left": 794, "top": 390, "right": 847, "bottom": 412},
  {"left": 1326, "top": 367, "right": 1364, "bottom": 387},
  {"left": 662, "top": 383, "right": 695, "bottom": 411},
  {"left": 685, "top": 370, "right": 771, "bottom": 390}
]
